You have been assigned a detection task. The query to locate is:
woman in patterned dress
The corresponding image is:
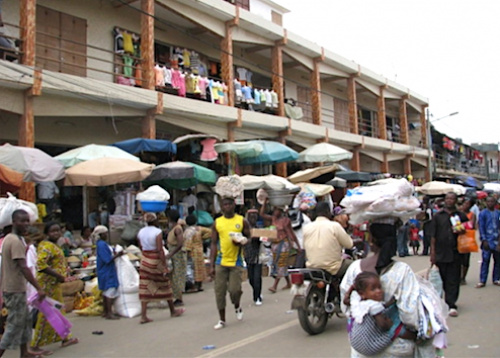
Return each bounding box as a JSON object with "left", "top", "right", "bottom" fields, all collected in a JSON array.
[
  {"left": 184, "top": 215, "right": 207, "bottom": 292},
  {"left": 260, "top": 200, "right": 302, "bottom": 293},
  {"left": 31, "top": 222, "right": 78, "bottom": 355},
  {"left": 166, "top": 210, "right": 186, "bottom": 306}
]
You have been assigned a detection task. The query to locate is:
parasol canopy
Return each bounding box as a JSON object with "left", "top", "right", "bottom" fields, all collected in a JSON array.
[
  {"left": 219, "top": 140, "right": 298, "bottom": 165},
  {"left": 334, "top": 170, "right": 372, "bottom": 183},
  {"left": 296, "top": 182, "right": 334, "bottom": 197},
  {"left": 55, "top": 144, "right": 140, "bottom": 168},
  {"left": 325, "top": 177, "right": 347, "bottom": 188},
  {"left": 111, "top": 138, "right": 177, "bottom": 155},
  {"left": 455, "top": 175, "right": 484, "bottom": 190},
  {"left": 214, "top": 142, "right": 264, "bottom": 158},
  {"left": 144, "top": 161, "right": 216, "bottom": 189},
  {"left": 288, "top": 164, "right": 345, "bottom": 184},
  {"left": 173, "top": 133, "right": 222, "bottom": 144},
  {"left": 296, "top": 142, "right": 352, "bottom": 163},
  {"left": 64, "top": 158, "right": 153, "bottom": 186},
  {"left": 0, "top": 143, "right": 65, "bottom": 182},
  {"left": 416, "top": 181, "right": 466, "bottom": 196},
  {"left": 0, "top": 163, "right": 24, "bottom": 195}
]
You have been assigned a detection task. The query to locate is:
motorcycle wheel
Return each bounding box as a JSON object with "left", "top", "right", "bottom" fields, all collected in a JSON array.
[{"left": 297, "top": 285, "right": 328, "bottom": 335}]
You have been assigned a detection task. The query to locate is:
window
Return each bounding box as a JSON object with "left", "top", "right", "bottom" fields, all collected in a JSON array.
[
  {"left": 36, "top": 6, "right": 87, "bottom": 77},
  {"left": 297, "top": 86, "right": 313, "bottom": 123},
  {"left": 271, "top": 11, "right": 283, "bottom": 26}
]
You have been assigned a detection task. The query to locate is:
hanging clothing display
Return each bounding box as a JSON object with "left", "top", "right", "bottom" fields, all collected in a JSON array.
[{"left": 200, "top": 138, "right": 218, "bottom": 161}]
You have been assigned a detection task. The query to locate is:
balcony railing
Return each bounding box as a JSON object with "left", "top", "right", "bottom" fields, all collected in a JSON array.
[{"left": 435, "top": 151, "right": 487, "bottom": 176}]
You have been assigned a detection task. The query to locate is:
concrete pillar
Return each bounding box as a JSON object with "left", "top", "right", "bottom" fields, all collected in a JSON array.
[
  {"left": 377, "top": 86, "right": 387, "bottom": 140},
  {"left": 347, "top": 75, "right": 358, "bottom": 134},
  {"left": 351, "top": 147, "right": 360, "bottom": 171},
  {"left": 221, "top": 14, "right": 238, "bottom": 107},
  {"left": 381, "top": 153, "right": 389, "bottom": 173},
  {"left": 140, "top": 0, "right": 155, "bottom": 91},
  {"left": 18, "top": 1, "right": 37, "bottom": 202},
  {"left": 399, "top": 96, "right": 409, "bottom": 145},
  {"left": 311, "top": 53, "right": 324, "bottom": 125},
  {"left": 20, "top": 0, "right": 36, "bottom": 66},
  {"left": 404, "top": 155, "right": 412, "bottom": 175},
  {"left": 272, "top": 41, "right": 285, "bottom": 117},
  {"left": 420, "top": 105, "right": 428, "bottom": 148}
]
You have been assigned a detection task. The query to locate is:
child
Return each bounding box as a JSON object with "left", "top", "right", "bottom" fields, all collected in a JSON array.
[
  {"left": 344, "top": 271, "right": 416, "bottom": 356},
  {"left": 409, "top": 223, "right": 420, "bottom": 255}
]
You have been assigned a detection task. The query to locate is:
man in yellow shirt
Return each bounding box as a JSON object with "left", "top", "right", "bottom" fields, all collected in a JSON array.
[
  {"left": 210, "top": 198, "right": 251, "bottom": 330},
  {"left": 303, "top": 202, "right": 353, "bottom": 279}
]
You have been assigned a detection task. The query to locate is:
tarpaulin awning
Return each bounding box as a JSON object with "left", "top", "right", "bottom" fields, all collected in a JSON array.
[
  {"left": 288, "top": 164, "right": 345, "bottom": 184},
  {"left": 111, "top": 138, "right": 177, "bottom": 154}
]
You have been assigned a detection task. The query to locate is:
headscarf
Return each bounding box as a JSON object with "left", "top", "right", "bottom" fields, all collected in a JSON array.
[
  {"left": 143, "top": 212, "right": 157, "bottom": 223},
  {"left": 369, "top": 223, "right": 397, "bottom": 274},
  {"left": 91, "top": 225, "right": 108, "bottom": 240}
]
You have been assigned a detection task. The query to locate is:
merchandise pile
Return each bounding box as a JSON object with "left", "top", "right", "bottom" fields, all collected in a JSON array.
[
  {"left": 340, "top": 178, "right": 421, "bottom": 225},
  {"left": 214, "top": 175, "right": 244, "bottom": 199}
]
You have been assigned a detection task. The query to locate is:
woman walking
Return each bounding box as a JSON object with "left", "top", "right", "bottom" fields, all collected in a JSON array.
[
  {"left": 166, "top": 209, "right": 186, "bottom": 306},
  {"left": 31, "top": 222, "right": 78, "bottom": 355},
  {"left": 138, "top": 213, "right": 185, "bottom": 324},
  {"left": 260, "top": 200, "right": 301, "bottom": 293},
  {"left": 184, "top": 215, "right": 207, "bottom": 292}
]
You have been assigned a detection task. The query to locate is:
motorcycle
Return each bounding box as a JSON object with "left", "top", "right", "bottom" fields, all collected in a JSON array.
[{"left": 289, "top": 241, "right": 366, "bottom": 335}]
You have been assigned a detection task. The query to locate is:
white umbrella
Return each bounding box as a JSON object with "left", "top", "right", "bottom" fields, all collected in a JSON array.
[
  {"left": 416, "top": 181, "right": 466, "bottom": 196},
  {"left": 296, "top": 142, "right": 352, "bottom": 163},
  {"left": 484, "top": 182, "right": 500, "bottom": 193},
  {"left": 55, "top": 144, "right": 139, "bottom": 168}
]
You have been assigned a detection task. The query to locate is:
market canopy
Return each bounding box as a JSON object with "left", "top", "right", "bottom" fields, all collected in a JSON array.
[
  {"left": 296, "top": 142, "right": 352, "bottom": 163},
  {"left": 55, "top": 144, "right": 140, "bottom": 168},
  {"left": 0, "top": 143, "right": 65, "bottom": 182},
  {"left": 416, "top": 181, "right": 466, "bottom": 196},
  {"left": 214, "top": 142, "right": 264, "bottom": 158},
  {"left": 325, "top": 177, "right": 347, "bottom": 188},
  {"left": 111, "top": 138, "right": 177, "bottom": 155},
  {"left": 144, "top": 161, "right": 216, "bottom": 189},
  {"left": 0, "top": 163, "right": 23, "bottom": 195},
  {"left": 296, "top": 182, "right": 334, "bottom": 197},
  {"left": 64, "top": 157, "right": 154, "bottom": 186},
  {"left": 288, "top": 164, "right": 345, "bottom": 184},
  {"left": 239, "top": 174, "right": 299, "bottom": 191},
  {"left": 335, "top": 170, "right": 372, "bottom": 183},
  {"left": 455, "top": 175, "right": 484, "bottom": 190},
  {"left": 173, "top": 133, "right": 222, "bottom": 144}
]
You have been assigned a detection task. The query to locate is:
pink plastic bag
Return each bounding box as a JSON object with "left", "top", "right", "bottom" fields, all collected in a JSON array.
[{"left": 28, "top": 293, "right": 72, "bottom": 339}]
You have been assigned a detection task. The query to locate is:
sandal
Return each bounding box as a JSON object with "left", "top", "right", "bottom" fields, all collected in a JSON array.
[
  {"left": 61, "top": 338, "right": 79, "bottom": 348},
  {"left": 172, "top": 307, "right": 185, "bottom": 317},
  {"left": 475, "top": 282, "right": 485, "bottom": 288},
  {"left": 268, "top": 287, "right": 277, "bottom": 293},
  {"left": 140, "top": 317, "right": 153, "bottom": 324},
  {"left": 494, "top": 281, "right": 500, "bottom": 286}
]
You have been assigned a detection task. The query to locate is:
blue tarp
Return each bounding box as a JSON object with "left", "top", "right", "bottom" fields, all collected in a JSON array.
[{"left": 111, "top": 138, "right": 177, "bottom": 154}]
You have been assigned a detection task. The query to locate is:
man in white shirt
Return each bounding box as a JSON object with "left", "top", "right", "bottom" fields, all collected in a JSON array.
[
  {"left": 36, "top": 181, "right": 59, "bottom": 215},
  {"left": 182, "top": 188, "right": 198, "bottom": 211},
  {"left": 303, "top": 202, "right": 353, "bottom": 279}
]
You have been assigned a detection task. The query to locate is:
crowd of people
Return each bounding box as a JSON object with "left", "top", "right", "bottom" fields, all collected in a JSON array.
[{"left": 0, "top": 183, "right": 499, "bottom": 357}]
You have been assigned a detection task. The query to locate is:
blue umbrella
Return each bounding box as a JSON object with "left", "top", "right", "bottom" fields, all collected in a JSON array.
[
  {"left": 238, "top": 140, "right": 298, "bottom": 165},
  {"left": 111, "top": 138, "right": 177, "bottom": 155},
  {"left": 456, "top": 175, "right": 484, "bottom": 190}
]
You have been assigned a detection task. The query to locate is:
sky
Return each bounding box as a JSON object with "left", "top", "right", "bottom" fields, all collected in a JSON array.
[{"left": 274, "top": 0, "right": 500, "bottom": 145}]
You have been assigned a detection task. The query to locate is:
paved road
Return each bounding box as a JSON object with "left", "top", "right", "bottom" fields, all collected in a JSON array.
[{"left": 4, "top": 252, "right": 498, "bottom": 357}]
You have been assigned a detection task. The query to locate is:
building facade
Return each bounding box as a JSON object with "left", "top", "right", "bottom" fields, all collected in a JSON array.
[{"left": 0, "top": 0, "right": 431, "bottom": 200}]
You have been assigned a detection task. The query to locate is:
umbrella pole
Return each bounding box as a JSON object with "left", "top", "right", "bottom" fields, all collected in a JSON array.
[{"left": 83, "top": 185, "right": 88, "bottom": 226}]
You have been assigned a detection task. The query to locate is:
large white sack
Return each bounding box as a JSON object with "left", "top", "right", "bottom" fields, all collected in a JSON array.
[
  {"left": 0, "top": 193, "right": 38, "bottom": 229},
  {"left": 114, "top": 292, "right": 141, "bottom": 318},
  {"left": 340, "top": 179, "right": 414, "bottom": 210},
  {"left": 136, "top": 185, "right": 170, "bottom": 202},
  {"left": 115, "top": 245, "right": 139, "bottom": 294},
  {"left": 394, "top": 196, "right": 421, "bottom": 212}
]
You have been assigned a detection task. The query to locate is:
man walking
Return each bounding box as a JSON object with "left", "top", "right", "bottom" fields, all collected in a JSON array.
[
  {"left": 476, "top": 196, "right": 500, "bottom": 288},
  {"left": 430, "top": 192, "right": 468, "bottom": 317},
  {"left": 0, "top": 210, "right": 46, "bottom": 358},
  {"left": 210, "top": 198, "right": 251, "bottom": 330}
]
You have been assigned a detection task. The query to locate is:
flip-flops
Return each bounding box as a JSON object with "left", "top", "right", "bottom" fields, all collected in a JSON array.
[{"left": 475, "top": 282, "right": 485, "bottom": 288}]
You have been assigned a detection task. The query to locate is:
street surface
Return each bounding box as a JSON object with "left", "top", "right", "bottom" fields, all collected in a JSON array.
[{"left": 4, "top": 252, "right": 498, "bottom": 357}]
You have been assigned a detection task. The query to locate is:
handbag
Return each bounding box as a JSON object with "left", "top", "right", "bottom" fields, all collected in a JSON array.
[{"left": 457, "top": 230, "right": 479, "bottom": 253}]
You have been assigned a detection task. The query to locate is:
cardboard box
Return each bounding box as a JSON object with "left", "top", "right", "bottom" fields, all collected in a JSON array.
[{"left": 251, "top": 228, "right": 278, "bottom": 239}]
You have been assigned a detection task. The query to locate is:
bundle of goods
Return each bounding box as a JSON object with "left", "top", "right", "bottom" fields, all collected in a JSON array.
[
  {"left": 215, "top": 175, "right": 244, "bottom": 199},
  {"left": 0, "top": 193, "right": 38, "bottom": 229},
  {"left": 137, "top": 185, "right": 170, "bottom": 212},
  {"left": 340, "top": 178, "right": 421, "bottom": 225}
]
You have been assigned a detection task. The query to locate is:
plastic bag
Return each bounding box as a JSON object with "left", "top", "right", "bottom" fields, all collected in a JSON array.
[
  {"left": 457, "top": 230, "right": 479, "bottom": 253},
  {"left": 0, "top": 193, "right": 38, "bottom": 229},
  {"left": 425, "top": 265, "right": 443, "bottom": 297}
]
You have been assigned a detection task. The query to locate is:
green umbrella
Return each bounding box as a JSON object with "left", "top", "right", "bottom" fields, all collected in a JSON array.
[{"left": 144, "top": 161, "right": 216, "bottom": 189}]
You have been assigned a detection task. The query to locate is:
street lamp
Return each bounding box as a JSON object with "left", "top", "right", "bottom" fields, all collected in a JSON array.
[{"left": 426, "top": 111, "right": 459, "bottom": 181}]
